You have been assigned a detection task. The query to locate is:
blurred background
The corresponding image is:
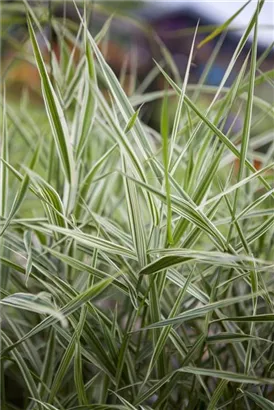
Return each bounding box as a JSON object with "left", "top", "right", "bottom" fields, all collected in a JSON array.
[{"left": 1, "top": 0, "right": 273, "bottom": 91}]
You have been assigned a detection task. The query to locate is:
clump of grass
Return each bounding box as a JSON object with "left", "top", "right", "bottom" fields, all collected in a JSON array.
[{"left": 1, "top": 1, "right": 274, "bottom": 409}]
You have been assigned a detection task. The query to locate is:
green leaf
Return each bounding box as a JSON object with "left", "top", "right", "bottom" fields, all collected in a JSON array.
[
  {"left": 24, "top": 168, "right": 67, "bottom": 234},
  {"left": 0, "top": 144, "right": 40, "bottom": 236},
  {"left": 74, "top": 337, "right": 88, "bottom": 405},
  {"left": 213, "top": 314, "right": 274, "bottom": 323},
  {"left": 140, "top": 249, "right": 271, "bottom": 276},
  {"left": 0, "top": 88, "right": 8, "bottom": 218},
  {"left": 39, "top": 224, "right": 136, "bottom": 259},
  {"left": 2, "top": 331, "right": 43, "bottom": 409},
  {"left": 23, "top": 230, "right": 33, "bottom": 285},
  {"left": 206, "top": 332, "right": 267, "bottom": 344},
  {"left": 1, "top": 275, "right": 117, "bottom": 355},
  {"left": 124, "top": 104, "right": 143, "bottom": 134},
  {"left": 197, "top": 1, "right": 252, "bottom": 48},
  {"left": 30, "top": 399, "right": 59, "bottom": 410},
  {"left": 27, "top": 16, "right": 75, "bottom": 186},
  {"left": 141, "top": 292, "right": 262, "bottom": 329},
  {"left": 154, "top": 61, "right": 274, "bottom": 198},
  {"left": 207, "top": 379, "right": 228, "bottom": 410},
  {"left": 122, "top": 157, "right": 147, "bottom": 267},
  {"left": 0, "top": 292, "right": 67, "bottom": 327},
  {"left": 178, "top": 366, "right": 274, "bottom": 385},
  {"left": 161, "top": 89, "right": 173, "bottom": 244},
  {"left": 243, "top": 391, "right": 274, "bottom": 409},
  {"left": 111, "top": 392, "right": 138, "bottom": 410},
  {"left": 74, "top": 52, "right": 97, "bottom": 160}
]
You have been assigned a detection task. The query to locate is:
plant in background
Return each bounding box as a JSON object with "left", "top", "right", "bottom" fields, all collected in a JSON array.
[{"left": 0, "top": 1, "right": 274, "bottom": 409}]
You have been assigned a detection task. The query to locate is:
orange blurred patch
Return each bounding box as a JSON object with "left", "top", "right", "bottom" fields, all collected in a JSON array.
[
  {"left": 234, "top": 158, "right": 258, "bottom": 173},
  {"left": 3, "top": 36, "right": 132, "bottom": 101},
  {"left": 233, "top": 158, "right": 271, "bottom": 174},
  {"left": 5, "top": 60, "right": 41, "bottom": 91}
]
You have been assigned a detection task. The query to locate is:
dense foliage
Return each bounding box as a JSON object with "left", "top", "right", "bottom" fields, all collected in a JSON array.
[{"left": 1, "top": 1, "right": 274, "bottom": 409}]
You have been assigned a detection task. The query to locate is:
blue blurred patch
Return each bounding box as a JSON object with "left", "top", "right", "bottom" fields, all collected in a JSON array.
[{"left": 197, "top": 64, "right": 234, "bottom": 86}]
